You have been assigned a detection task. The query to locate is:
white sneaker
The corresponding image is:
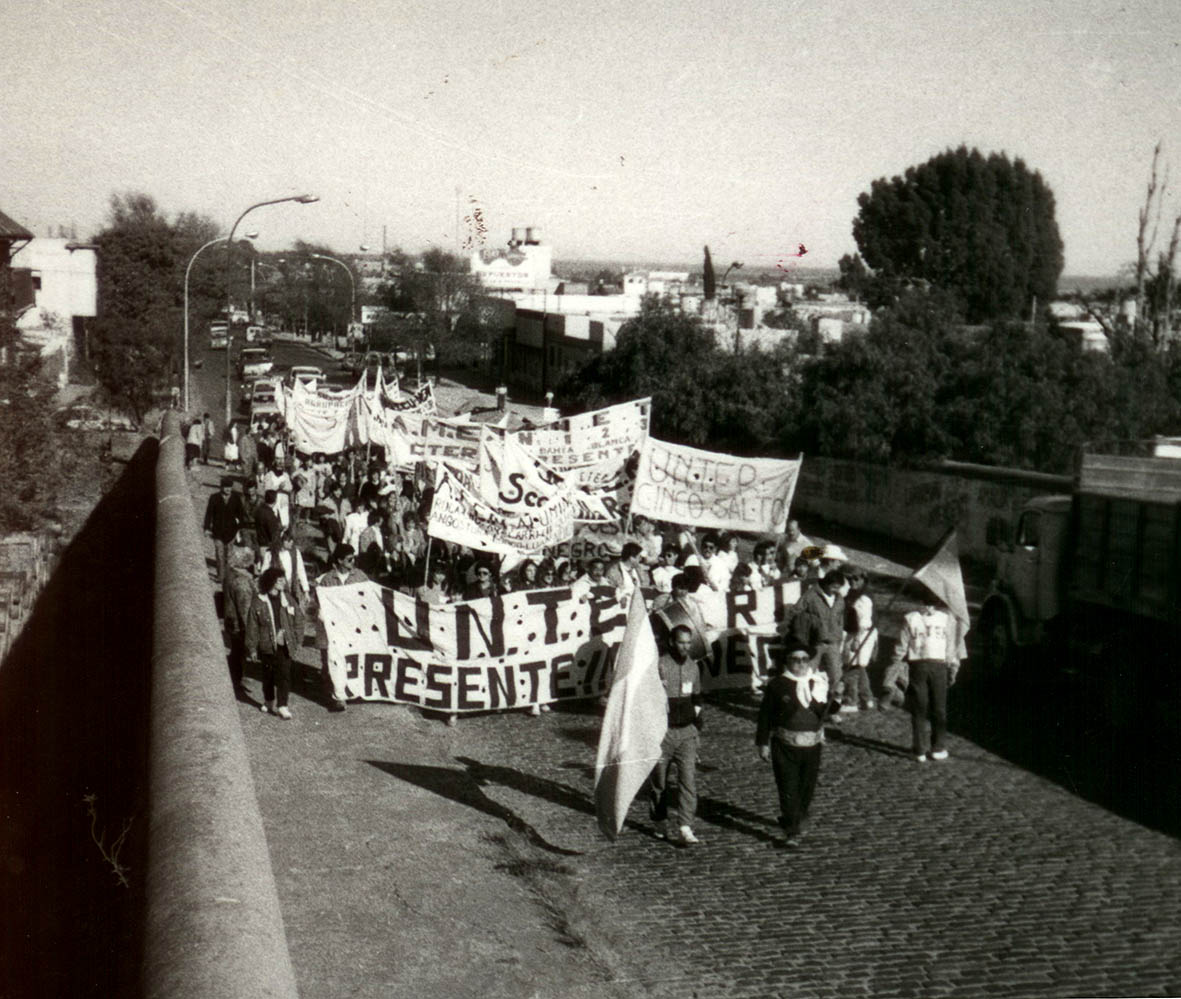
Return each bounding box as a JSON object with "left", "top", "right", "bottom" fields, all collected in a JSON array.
[
  {"left": 915, "top": 753, "right": 928, "bottom": 763},
  {"left": 930, "top": 749, "right": 949, "bottom": 761},
  {"left": 261, "top": 701, "right": 274, "bottom": 715},
  {"left": 677, "top": 825, "right": 701, "bottom": 846},
  {"left": 276, "top": 706, "right": 292, "bottom": 720},
  {"left": 842, "top": 703, "right": 860, "bottom": 713},
  {"left": 529, "top": 704, "right": 542, "bottom": 716}
]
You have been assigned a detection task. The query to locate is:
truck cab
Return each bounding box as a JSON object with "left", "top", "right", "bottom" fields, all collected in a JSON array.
[{"left": 982, "top": 495, "right": 1071, "bottom": 671}]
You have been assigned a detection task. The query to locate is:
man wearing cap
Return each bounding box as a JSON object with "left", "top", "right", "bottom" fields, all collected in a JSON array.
[
  {"left": 650, "top": 624, "right": 705, "bottom": 847},
  {"left": 311, "top": 543, "right": 368, "bottom": 712},
  {"left": 204, "top": 477, "right": 245, "bottom": 587},
  {"left": 789, "top": 570, "right": 848, "bottom": 706},
  {"left": 756, "top": 639, "right": 840, "bottom": 848}
]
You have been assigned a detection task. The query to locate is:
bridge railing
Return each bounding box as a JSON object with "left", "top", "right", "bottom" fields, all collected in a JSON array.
[{"left": 145, "top": 411, "right": 299, "bottom": 999}]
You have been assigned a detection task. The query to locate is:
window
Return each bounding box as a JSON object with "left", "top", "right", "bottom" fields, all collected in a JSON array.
[{"left": 1016, "top": 511, "right": 1040, "bottom": 548}]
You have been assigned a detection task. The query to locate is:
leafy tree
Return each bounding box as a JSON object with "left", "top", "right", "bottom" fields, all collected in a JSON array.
[
  {"left": 836, "top": 253, "right": 870, "bottom": 301},
  {"left": 557, "top": 297, "right": 795, "bottom": 453},
  {"left": 0, "top": 311, "right": 58, "bottom": 530},
  {"left": 375, "top": 248, "right": 495, "bottom": 376},
  {"left": 91, "top": 193, "right": 221, "bottom": 420},
  {"left": 851, "top": 146, "right": 1064, "bottom": 322}
]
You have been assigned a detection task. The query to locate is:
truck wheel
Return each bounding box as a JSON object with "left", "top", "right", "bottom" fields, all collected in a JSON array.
[{"left": 980, "top": 608, "right": 1013, "bottom": 680}]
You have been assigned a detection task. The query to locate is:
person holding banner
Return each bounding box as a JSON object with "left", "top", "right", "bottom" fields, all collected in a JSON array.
[
  {"left": 756, "top": 639, "right": 840, "bottom": 848},
  {"left": 312, "top": 544, "right": 368, "bottom": 712},
  {"left": 649, "top": 625, "right": 704, "bottom": 847}
]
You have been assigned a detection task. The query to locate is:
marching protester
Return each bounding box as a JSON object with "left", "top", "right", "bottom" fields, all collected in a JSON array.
[
  {"left": 841, "top": 567, "right": 878, "bottom": 712},
  {"left": 775, "top": 518, "right": 812, "bottom": 573},
  {"left": 201, "top": 412, "right": 215, "bottom": 464},
  {"left": 515, "top": 558, "right": 539, "bottom": 591},
  {"left": 649, "top": 624, "right": 705, "bottom": 847},
  {"left": 698, "top": 533, "right": 733, "bottom": 593},
  {"left": 184, "top": 414, "right": 204, "bottom": 469},
  {"left": 631, "top": 515, "right": 663, "bottom": 570},
  {"left": 223, "top": 545, "right": 258, "bottom": 698},
  {"left": 237, "top": 481, "right": 262, "bottom": 554},
  {"left": 892, "top": 591, "right": 966, "bottom": 762},
  {"left": 263, "top": 460, "right": 294, "bottom": 530},
  {"left": 238, "top": 424, "right": 258, "bottom": 481},
  {"left": 255, "top": 489, "right": 283, "bottom": 550},
  {"left": 536, "top": 559, "right": 557, "bottom": 588},
  {"left": 245, "top": 567, "right": 301, "bottom": 720},
  {"left": 320, "top": 481, "right": 351, "bottom": 551},
  {"left": 416, "top": 562, "right": 451, "bottom": 605},
  {"left": 606, "top": 542, "right": 646, "bottom": 605},
  {"left": 755, "top": 639, "right": 840, "bottom": 848},
  {"left": 463, "top": 560, "right": 498, "bottom": 600},
  {"left": 751, "top": 540, "right": 781, "bottom": 587},
  {"left": 203, "top": 476, "right": 244, "bottom": 586},
  {"left": 261, "top": 530, "right": 310, "bottom": 648},
  {"left": 312, "top": 543, "right": 368, "bottom": 712},
  {"left": 357, "top": 509, "right": 386, "bottom": 578},
  {"left": 789, "top": 570, "right": 848, "bottom": 710},
  {"left": 650, "top": 544, "right": 681, "bottom": 594}
]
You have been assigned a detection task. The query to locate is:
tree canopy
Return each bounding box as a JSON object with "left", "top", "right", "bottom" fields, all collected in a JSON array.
[
  {"left": 91, "top": 193, "right": 220, "bottom": 420},
  {"left": 850, "top": 146, "right": 1064, "bottom": 322}
]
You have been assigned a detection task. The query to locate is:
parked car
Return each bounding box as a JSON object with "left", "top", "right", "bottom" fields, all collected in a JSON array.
[{"left": 54, "top": 404, "right": 136, "bottom": 432}]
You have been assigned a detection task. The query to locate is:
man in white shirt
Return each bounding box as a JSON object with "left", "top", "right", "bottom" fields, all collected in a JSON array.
[{"left": 890, "top": 593, "right": 966, "bottom": 762}]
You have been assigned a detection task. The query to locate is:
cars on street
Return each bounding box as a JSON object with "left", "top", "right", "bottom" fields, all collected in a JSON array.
[
  {"left": 239, "top": 347, "right": 274, "bottom": 379},
  {"left": 287, "top": 365, "right": 325, "bottom": 389},
  {"left": 209, "top": 322, "right": 228, "bottom": 350}
]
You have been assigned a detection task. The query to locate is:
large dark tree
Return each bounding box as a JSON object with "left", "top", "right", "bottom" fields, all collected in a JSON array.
[
  {"left": 851, "top": 146, "right": 1064, "bottom": 322},
  {"left": 0, "top": 311, "right": 58, "bottom": 530},
  {"left": 91, "top": 193, "right": 221, "bottom": 420}
]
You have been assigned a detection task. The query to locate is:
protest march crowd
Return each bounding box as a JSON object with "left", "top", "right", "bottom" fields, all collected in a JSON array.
[{"left": 195, "top": 370, "right": 970, "bottom": 850}]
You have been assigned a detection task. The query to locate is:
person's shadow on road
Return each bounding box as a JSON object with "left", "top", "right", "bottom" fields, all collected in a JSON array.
[{"left": 366, "top": 758, "right": 587, "bottom": 855}]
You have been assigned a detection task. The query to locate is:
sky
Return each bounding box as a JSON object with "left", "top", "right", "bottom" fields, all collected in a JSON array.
[{"left": 4, "top": 0, "right": 1181, "bottom": 277}]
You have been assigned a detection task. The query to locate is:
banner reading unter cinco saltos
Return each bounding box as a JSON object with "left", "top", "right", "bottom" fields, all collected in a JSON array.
[
  {"left": 317, "top": 578, "right": 802, "bottom": 712},
  {"left": 630, "top": 438, "right": 802, "bottom": 534}
]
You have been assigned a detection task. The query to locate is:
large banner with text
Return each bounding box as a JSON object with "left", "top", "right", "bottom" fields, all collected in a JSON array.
[
  {"left": 631, "top": 439, "right": 801, "bottom": 534},
  {"left": 317, "top": 578, "right": 802, "bottom": 712}
]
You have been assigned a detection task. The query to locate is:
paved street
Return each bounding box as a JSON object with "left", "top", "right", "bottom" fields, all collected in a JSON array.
[{"left": 184, "top": 456, "right": 1181, "bottom": 999}]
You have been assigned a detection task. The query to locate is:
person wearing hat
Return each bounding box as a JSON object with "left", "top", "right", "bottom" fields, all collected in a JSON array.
[
  {"left": 755, "top": 639, "right": 841, "bottom": 848},
  {"left": 311, "top": 543, "right": 368, "bottom": 712},
  {"left": 789, "top": 569, "right": 848, "bottom": 706},
  {"left": 203, "top": 477, "right": 246, "bottom": 589},
  {"left": 891, "top": 591, "right": 966, "bottom": 762}
]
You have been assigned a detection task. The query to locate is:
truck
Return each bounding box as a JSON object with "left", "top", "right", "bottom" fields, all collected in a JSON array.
[
  {"left": 981, "top": 443, "right": 1181, "bottom": 720},
  {"left": 209, "top": 322, "right": 229, "bottom": 350}
]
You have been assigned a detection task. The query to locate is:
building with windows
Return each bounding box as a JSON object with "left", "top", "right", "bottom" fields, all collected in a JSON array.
[{"left": 471, "top": 227, "right": 553, "bottom": 293}]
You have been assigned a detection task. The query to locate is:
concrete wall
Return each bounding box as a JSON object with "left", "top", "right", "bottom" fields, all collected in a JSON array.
[{"left": 792, "top": 456, "right": 1073, "bottom": 565}]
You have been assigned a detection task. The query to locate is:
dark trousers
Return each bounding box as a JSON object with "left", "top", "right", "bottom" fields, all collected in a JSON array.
[
  {"left": 228, "top": 631, "right": 245, "bottom": 691},
  {"left": 907, "top": 659, "right": 949, "bottom": 755},
  {"left": 261, "top": 649, "right": 291, "bottom": 707},
  {"left": 770, "top": 741, "right": 821, "bottom": 836},
  {"left": 816, "top": 642, "right": 842, "bottom": 698}
]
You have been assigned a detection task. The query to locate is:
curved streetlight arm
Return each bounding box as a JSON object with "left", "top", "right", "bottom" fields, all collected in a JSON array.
[
  {"left": 224, "top": 195, "right": 317, "bottom": 426},
  {"left": 183, "top": 237, "right": 233, "bottom": 412}
]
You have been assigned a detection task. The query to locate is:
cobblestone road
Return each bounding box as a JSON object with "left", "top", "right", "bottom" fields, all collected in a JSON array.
[{"left": 449, "top": 688, "right": 1181, "bottom": 998}]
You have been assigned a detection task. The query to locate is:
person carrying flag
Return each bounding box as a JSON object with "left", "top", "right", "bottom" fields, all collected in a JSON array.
[{"left": 891, "top": 530, "right": 970, "bottom": 762}]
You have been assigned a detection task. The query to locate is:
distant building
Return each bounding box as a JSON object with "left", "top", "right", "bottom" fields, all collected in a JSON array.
[
  {"left": 504, "top": 308, "right": 629, "bottom": 393},
  {"left": 472, "top": 227, "right": 553, "bottom": 293},
  {"left": 0, "top": 208, "right": 34, "bottom": 312},
  {"left": 10, "top": 236, "right": 97, "bottom": 386}
]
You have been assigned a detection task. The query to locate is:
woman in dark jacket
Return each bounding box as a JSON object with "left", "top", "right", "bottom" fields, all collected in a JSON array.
[{"left": 245, "top": 567, "right": 301, "bottom": 720}]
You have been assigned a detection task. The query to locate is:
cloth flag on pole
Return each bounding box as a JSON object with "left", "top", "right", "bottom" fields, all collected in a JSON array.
[
  {"left": 594, "top": 590, "right": 667, "bottom": 841},
  {"left": 913, "top": 529, "right": 970, "bottom": 658}
]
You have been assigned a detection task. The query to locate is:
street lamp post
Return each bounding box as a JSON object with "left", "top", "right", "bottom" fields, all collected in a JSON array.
[
  {"left": 307, "top": 252, "right": 357, "bottom": 349},
  {"left": 184, "top": 232, "right": 256, "bottom": 412},
  {"left": 223, "top": 195, "right": 318, "bottom": 428}
]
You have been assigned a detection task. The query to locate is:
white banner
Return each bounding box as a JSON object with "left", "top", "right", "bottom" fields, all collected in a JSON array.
[
  {"left": 512, "top": 398, "right": 651, "bottom": 470},
  {"left": 287, "top": 377, "right": 362, "bottom": 454},
  {"left": 631, "top": 439, "right": 801, "bottom": 533},
  {"left": 428, "top": 465, "right": 577, "bottom": 556},
  {"left": 317, "top": 578, "right": 802, "bottom": 711}
]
